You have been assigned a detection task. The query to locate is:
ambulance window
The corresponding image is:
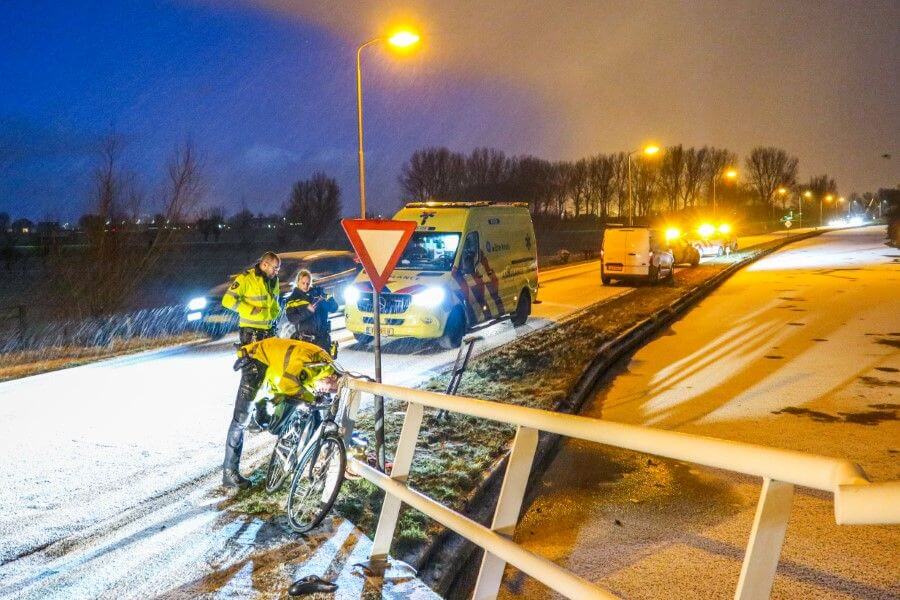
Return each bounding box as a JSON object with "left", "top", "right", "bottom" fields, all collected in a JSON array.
[
  {"left": 461, "top": 231, "right": 479, "bottom": 274},
  {"left": 397, "top": 232, "right": 460, "bottom": 271}
]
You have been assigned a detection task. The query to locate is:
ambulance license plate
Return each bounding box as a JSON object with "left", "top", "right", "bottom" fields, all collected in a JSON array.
[
  {"left": 365, "top": 326, "right": 393, "bottom": 336},
  {"left": 606, "top": 265, "right": 622, "bottom": 271}
]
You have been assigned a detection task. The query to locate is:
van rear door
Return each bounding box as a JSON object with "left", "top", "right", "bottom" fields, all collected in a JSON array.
[{"left": 623, "top": 229, "right": 648, "bottom": 270}]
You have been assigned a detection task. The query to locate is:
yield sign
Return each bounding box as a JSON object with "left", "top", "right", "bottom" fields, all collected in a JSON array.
[{"left": 341, "top": 219, "right": 416, "bottom": 292}]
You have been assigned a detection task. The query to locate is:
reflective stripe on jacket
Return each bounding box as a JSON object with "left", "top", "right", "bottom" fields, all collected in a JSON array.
[
  {"left": 240, "top": 337, "right": 334, "bottom": 399},
  {"left": 221, "top": 267, "right": 281, "bottom": 329}
]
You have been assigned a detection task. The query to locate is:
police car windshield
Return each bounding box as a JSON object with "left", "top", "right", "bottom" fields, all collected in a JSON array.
[{"left": 397, "top": 232, "right": 460, "bottom": 271}]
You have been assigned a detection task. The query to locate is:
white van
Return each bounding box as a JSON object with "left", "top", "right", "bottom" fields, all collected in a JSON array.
[
  {"left": 344, "top": 202, "right": 539, "bottom": 348},
  {"left": 600, "top": 227, "right": 674, "bottom": 285}
]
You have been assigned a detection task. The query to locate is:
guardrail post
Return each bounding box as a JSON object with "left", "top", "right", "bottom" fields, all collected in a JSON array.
[
  {"left": 735, "top": 478, "right": 794, "bottom": 600},
  {"left": 472, "top": 425, "right": 539, "bottom": 600},
  {"left": 369, "top": 400, "right": 424, "bottom": 561}
]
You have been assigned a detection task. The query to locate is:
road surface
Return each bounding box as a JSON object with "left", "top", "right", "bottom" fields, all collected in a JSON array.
[
  {"left": 0, "top": 227, "right": 825, "bottom": 598},
  {"left": 500, "top": 226, "right": 899, "bottom": 599}
]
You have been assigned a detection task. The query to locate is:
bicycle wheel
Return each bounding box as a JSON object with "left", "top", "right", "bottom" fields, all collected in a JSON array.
[
  {"left": 265, "top": 413, "right": 308, "bottom": 493},
  {"left": 286, "top": 434, "right": 346, "bottom": 533}
]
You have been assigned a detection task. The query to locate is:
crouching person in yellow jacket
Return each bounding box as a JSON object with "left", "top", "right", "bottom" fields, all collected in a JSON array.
[{"left": 232, "top": 337, "right": 340, "bottom": 465}]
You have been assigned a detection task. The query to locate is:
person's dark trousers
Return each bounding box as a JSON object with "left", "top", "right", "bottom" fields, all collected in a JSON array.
[{"left": 223, "top": 327, "right": 273, "bottom": 477}]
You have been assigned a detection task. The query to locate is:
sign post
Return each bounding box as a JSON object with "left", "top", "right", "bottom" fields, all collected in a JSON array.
[{"left": 341, "top": 219, "right": 416, "bottom": 471}]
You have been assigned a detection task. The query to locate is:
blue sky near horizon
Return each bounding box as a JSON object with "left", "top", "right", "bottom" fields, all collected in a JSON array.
[{"left": 1, "top": 0, "right": 554, "bottom": 221}]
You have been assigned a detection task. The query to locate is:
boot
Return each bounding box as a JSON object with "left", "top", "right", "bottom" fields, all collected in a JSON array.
[{"left": 222, "top": 469, "right": 251, "bottom": 489}]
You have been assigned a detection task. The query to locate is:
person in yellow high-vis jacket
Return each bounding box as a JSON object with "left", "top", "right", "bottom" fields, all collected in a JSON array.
[
  {"left": 221, "top": 251, "right": 282, "bottom": 489},
  {"left": 240, "top": 337, "right": 337, "bottom": 404}
]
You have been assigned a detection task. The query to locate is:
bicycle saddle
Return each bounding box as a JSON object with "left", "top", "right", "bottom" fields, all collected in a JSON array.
[{"left": 288, "top": 574, "right": 338, "bottom": 596}]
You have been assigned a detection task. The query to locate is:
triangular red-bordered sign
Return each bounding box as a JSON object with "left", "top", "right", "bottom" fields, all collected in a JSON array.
[{"left": 342, "top": 219, "right": 417, "bottom": 292}]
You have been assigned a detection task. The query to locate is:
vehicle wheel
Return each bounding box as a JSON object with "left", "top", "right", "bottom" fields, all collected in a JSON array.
[
  {"left": 648, "top": 265, "right": 659, "bottom": 284},
  {"left": 716, "top": 246, "right": 725, "bottom": 257},
  {"left": 265, "top": 413, "right": 306, "bottom": 493},
  {"left": 286, "top": 434, "right": 346, "bottom": 533},
  {"left": 438, "top": 307, "right": 466, "bottom": 349},
  {"left": 510, "top": 290, "right": 531, "bottom": 327},
  {"left": 601, "top": 271, "right": 612, "bottom": 285},
  {"left": 353, "top": 332, "right": 373, "bottom": 345}
]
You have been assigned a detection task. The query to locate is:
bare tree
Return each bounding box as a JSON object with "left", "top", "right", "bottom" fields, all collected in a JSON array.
[
  {"left": 681, "top": 146, "right": 708, "bottom": 208},
  {"left": 703, "top": 147, "right": 739, "bottom": 206},
  {"left": 611, "top": 152, "right": 630, "bottom": 218},
  {"left": 53, "top": 137, "right": 204, "bottom": 317},
  {"left": 284, "top": 172, "right": 342, "bottom": 247},
  {"left": 745, "top": 147, "right": 799, "bottom": 210},
  {"left": 657, "top": 144, "right": 685, "bottom": 211},
  {"left": 399, "top": 147, "right": 467, "bottom": 203},
  {"left": 632, "top": 157, "right": 660, "bottom": 217},
  {"left": 589, "top": 154, "right": 616, "bottom": 220},
  {"left": 806, "top": 174, "right": 838, "bottom": 198}
]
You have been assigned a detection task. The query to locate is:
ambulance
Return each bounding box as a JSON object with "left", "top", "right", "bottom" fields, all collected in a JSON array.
[{"left": 343, "top": 202, "right": 539, "bottom": 349}]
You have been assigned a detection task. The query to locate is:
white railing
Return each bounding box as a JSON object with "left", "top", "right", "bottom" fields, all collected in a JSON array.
[{"left": 338, "top": 378, "right": 900, "bottom": 600}]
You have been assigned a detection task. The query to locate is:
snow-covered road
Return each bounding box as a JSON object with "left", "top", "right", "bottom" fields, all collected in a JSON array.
[
  {"left": 501, "top": 226, "right": 899, "bottom": 599},
  {"left": 0, "top": 226, "right": 827, "bottom": 598}
]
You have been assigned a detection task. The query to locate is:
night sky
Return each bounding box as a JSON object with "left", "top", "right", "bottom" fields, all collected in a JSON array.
[{"left": 2, "top": 0, "right": 897, "bottom": 221}]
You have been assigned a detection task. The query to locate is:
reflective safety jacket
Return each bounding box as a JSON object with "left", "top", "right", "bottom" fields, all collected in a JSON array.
[
  {"left": 221, "top": 266, "right": 281, "bottom": 329},
  {"left": 240, "top": 337, "right": 335, "bottom": 401}
]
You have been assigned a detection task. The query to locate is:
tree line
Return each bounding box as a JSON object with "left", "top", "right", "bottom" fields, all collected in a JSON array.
[{"left": 398, "top": 145, "right": 842, "bottom": 221}]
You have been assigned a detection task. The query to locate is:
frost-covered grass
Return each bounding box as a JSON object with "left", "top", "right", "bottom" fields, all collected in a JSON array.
[{"left": 0, "top": 333, "right": 203, "bottom": 382}]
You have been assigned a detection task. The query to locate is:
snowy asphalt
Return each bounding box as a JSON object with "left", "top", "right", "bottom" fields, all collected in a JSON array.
[{"left": 500, "top": 226, "right": 899, "bottom": 599}]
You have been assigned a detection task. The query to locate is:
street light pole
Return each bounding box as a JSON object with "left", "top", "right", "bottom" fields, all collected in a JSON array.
[
  {"left": 627, "top": 153, "right": 633, "bottom": 226},
  {"left": 356, "top": 38, "right": 379, "bottom": 219},
  {"left": 353, "top": 29, "right": 420, "bottom": 472}
]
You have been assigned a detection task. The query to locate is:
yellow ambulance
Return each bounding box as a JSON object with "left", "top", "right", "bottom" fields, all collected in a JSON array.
[{"left": 343, "top": 202, "right": 539, "bottom": 348}]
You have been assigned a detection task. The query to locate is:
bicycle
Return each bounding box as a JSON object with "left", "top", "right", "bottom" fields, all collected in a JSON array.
[{"left": 277, "top": 362, "right": 371, "bottom": 533}]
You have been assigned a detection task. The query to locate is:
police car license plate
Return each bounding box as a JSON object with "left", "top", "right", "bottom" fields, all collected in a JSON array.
[
  {"left": 365, "top": 326, "right": 394, "bottom": 336},
  {"left": 206, "top": 314, "right": 230, "bottom": 323},
  {"left": 606, "top": 264, "right": 622, "bottom": 271}
]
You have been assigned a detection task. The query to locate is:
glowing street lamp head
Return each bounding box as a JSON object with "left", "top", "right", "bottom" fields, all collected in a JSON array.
[
  {"left": 777, "top": 187, "right": 788, "bottom": 195},
  {"left": 643, "top": 144, "right": 660, "bottom": 156},
  {"left": 724, "top": 168, "right": 738, "bottom": 180},
  {"left": 825, "top": 194, "right": 834, "bottom": 202},
  {"left": 388, "top": 29, "right": 420, "bottom": 48},
  {"left": 804, "top": 190, "right": 813, "bottom": 199}
]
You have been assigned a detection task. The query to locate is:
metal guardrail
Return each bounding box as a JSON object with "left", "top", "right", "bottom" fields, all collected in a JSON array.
[{"left": 338, "top": 379, "right": 899, "bottom": 600}]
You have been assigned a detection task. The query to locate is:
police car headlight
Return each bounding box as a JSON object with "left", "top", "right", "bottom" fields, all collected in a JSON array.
[
  {"left": 187, "top": 297, "right": 207, "bottom": 311},
  {"left": 412, "top": 286, "right": 445, "bottom": 307},
  {"left": 187, "top": 311, "right": 202, "bottom": 322},
  {"left": 343, "top": 286, "right": 361, "bottom": 305}
]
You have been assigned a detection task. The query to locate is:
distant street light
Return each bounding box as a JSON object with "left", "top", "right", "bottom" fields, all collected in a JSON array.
[
  {"left": 355, "top": 28, "right": 421, "bottom": 218},
  {"left": 627, "top": 144, "right": 661, "bottom": 226},
  {"left": 712, "top": 168, "right": 738, "bottom": 218}
]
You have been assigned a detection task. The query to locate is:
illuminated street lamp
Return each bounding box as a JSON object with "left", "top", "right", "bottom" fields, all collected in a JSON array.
[
  {"left": 627, "top": 144, "right": 661, "bottom": 226},
  {"left": 356, "top": 28, "right": 421, "bottom": 218},
  {"left": 712, "top": 167, "right": 738, "bottom": 218}
]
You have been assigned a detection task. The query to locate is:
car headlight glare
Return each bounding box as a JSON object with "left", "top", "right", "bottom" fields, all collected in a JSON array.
[
  {"left": 718, "top": 223, "right": 731, "bottom": 234},
  {"left": 412, "top": 286, "right": 446, "bottom": 307},
  {"left": 664, "top": 227, "right": 681, "bottom": 242},
  {"left": 343, "top": 286, "right": 361, "bottom": 305},
  {"left": 187, "top": 297, "right": 208, "bottom": 311}
]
